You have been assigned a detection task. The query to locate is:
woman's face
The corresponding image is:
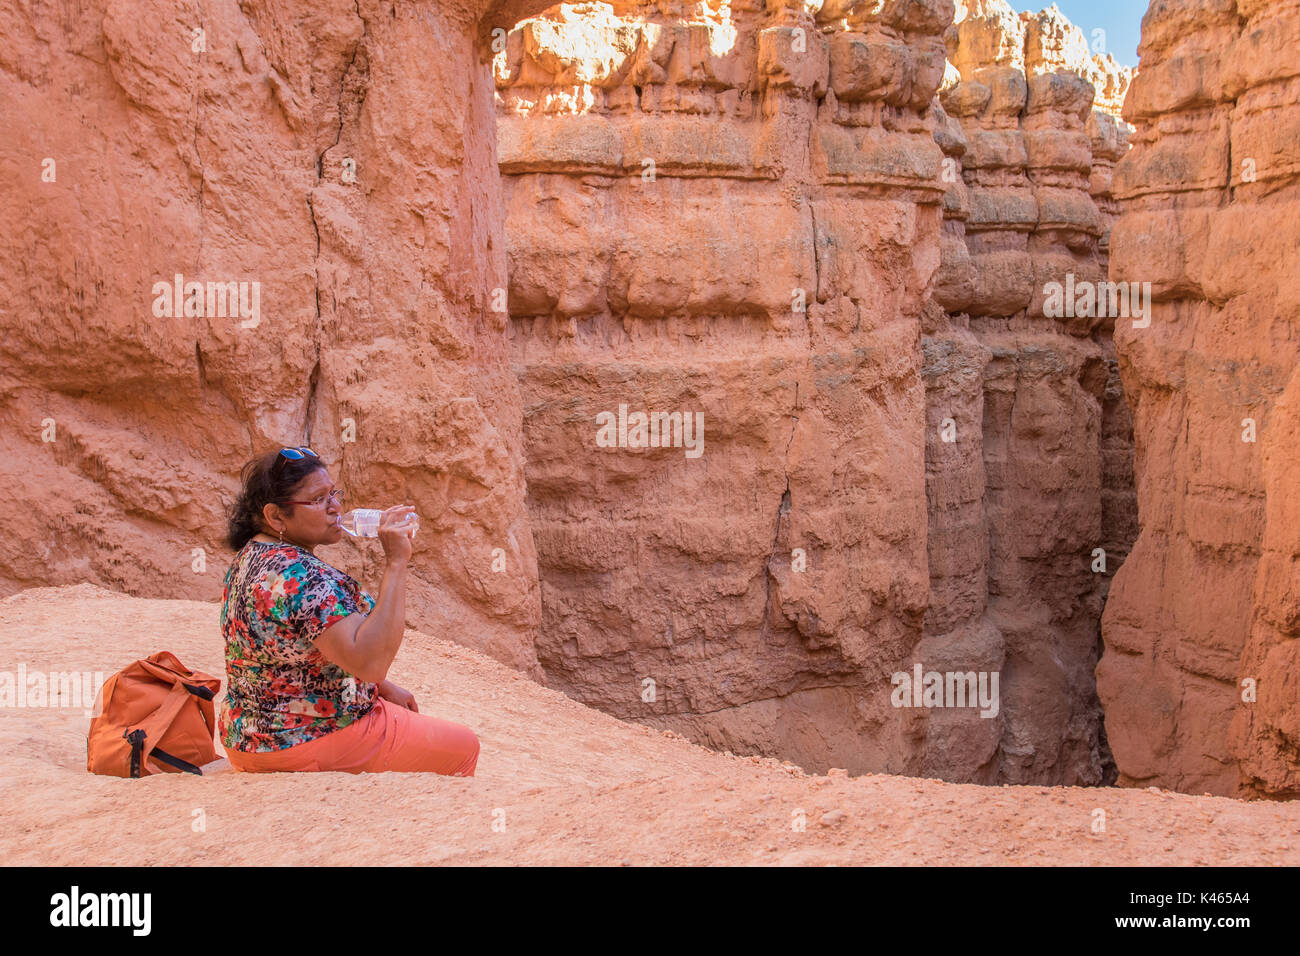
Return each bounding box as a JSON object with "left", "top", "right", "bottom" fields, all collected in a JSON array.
[{"left": 263, "top": 467, "right": 345, "bottom": 549}]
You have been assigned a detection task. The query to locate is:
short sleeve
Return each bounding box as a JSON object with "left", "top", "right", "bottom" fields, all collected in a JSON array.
[
  {"left": 299, "top": 576, "right": 362, "bottom": 644},
  {"left": 262, "top": 558, "right": 365, "bottom": 646}
]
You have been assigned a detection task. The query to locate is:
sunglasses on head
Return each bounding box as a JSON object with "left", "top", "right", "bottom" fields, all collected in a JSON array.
[{"left": 271, "top": 446, "right": 319, "bottom": 479}]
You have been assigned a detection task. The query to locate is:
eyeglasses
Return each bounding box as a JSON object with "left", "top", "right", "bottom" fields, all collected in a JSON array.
[
  {"left": 283, "top": 488, "right": 344, "bottom": 508},
  {"left": 271, "top": 446, "right": 319, "bottom": 480}
]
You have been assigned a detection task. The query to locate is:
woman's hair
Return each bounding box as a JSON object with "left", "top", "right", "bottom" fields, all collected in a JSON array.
[{"left": 226, "top": 449, "right": 325, "bottom": 551}]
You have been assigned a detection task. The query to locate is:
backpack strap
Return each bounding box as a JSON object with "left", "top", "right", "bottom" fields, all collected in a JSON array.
[
  {"left": 125, "top": 682, "right": 199, "bottom": 777},
  {"left": 182, "top": 682, "right": 216, "bottom": 701},
  {"left": 148, "top": 747, "right": 204, "bottom": 775},
  {"left": 123, "top": 729, "right": 146, "bottom": 778}
]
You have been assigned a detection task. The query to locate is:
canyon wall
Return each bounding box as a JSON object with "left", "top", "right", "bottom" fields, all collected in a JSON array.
[
  {"left": 496, "top": 0, "right": 948, "bottom": 774},
  {"left": 498, "top": 0, "right": 1136, "bottom": 782},
  {"left": 1100, "top": 0, "right": 1300, "bottom": 798},
  {"left": 0, "top": 0, "right": 554, "bottom": 677}
]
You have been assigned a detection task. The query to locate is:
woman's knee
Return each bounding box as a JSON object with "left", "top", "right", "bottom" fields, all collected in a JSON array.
[
  {"left": 451, "top": 727, "right": 480, "bottom": 776},
  {"left": 387, "top": 710, "right": 480, "bottom": 775}
]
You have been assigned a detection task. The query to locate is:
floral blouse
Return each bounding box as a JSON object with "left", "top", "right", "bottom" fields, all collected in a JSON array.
[{"left": 218, "top": 540, "right": 378, "bottom": 753}]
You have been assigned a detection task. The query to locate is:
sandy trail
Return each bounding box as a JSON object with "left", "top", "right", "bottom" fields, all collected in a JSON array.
[{"left": 1, "top": 584, "right": 1296, "bottom": 866}]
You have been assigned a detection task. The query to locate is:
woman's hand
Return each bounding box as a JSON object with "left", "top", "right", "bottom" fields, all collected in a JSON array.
[
  {"left": 316, "top": 512, "right": 413, "bottom": 685},
  {"left": 378, "top": 679, "right": 418, "bottom": 712},
  {"left": 377, "top": 504, "right": 417, "bottom": 564}
]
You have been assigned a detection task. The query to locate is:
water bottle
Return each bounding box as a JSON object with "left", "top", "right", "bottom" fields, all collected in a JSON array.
[{"left": 340, "top": 509, "right": 418, "bottom": 538}]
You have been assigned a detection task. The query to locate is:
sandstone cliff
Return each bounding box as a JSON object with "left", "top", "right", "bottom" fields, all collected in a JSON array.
[
  {"left": 0, "top": 0, "right": 559, "bottom": 678},
  {"left": 1101, "top": 0, "right": 1300, "bottom": 798},
  {"left": 496, "top": 0, "right": 949, "bottom": 775},
  {"left": 496, "top": 0, "right": 1136, "bottom": 784},
  {"left": 950, "top": 1, "right": 1133, "bottom": 117}
]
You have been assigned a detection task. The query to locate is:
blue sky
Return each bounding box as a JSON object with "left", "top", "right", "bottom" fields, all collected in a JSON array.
[{"left": 1047, "top": 0, "right": 1146, "bottom": 67}]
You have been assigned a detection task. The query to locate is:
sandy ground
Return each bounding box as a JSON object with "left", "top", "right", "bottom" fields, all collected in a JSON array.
[{"left": 1, "top": 583, "right": 1298, "bottom": 866}]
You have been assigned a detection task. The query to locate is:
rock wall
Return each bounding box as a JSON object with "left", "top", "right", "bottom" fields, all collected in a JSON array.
[
  {"left": 0, "top": 0, "right": 556, "bottom": 677},
  {"left": 1100, "top": 0, "right": 1300, "bottom": 798},
  {"left": 496, "top": 0, "right": 949, "bottom": 775},
  {"left": 497, "top": 0, "right": 1137, "bottom": 783}
]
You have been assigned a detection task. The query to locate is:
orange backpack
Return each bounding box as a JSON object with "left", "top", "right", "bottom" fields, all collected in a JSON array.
[{"left": 87, "top": 651, "right": 222, "bottom": 777}]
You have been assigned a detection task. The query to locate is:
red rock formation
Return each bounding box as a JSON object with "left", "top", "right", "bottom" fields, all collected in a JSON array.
[
  {"left": 497, "top": 0, "right": 949, "bottom": 774},
  {"left": 947, "top": 2, "right": 1133, "bottom": 117},
  {"left": 497, "top": 0, "right": 1136, "bottom": 783},
  {"left": 1021, "top": 4, "right": 1132, "bottom": 118},
  {"left": 918, "top": 0, "right": 1136, "bottom": 784},
  {"left": 0, "top": 0, "right": 555, "bottom": 677},
  {"left": 1101, "top": 0, "right": 1300, "bottom": 797}
]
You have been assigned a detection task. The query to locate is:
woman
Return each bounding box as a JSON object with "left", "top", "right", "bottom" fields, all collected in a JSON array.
[{"left": 218, "top": 446, "right": 480, "bottom": 775}]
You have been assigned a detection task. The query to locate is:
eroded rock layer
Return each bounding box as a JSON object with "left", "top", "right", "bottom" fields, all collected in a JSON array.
[
  {"left": 1, "top": 0, "right": 553, "bottom": 677},
  {"left": 1100, "top": 0, "right": 1300, "bottom": 798},
  {"left": 498, "top": 0, "right": 949, "bottom": 774},
  {"left": 499, "top": 0, "right": 1137, "bottom": 783}
]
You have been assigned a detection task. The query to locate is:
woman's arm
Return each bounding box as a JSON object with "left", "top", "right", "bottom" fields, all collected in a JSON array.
[{"left": 315, "top": 505, "right": 416, "bottom": 684}]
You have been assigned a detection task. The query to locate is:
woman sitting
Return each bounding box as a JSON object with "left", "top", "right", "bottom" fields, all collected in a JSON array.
[{"left": 218, "top": 446, "right": 480, "bottom": 776}]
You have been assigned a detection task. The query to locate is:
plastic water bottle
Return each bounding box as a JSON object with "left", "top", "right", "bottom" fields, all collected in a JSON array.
[{"left": 340, "top": 509, "right": 418, "bottom": 538}]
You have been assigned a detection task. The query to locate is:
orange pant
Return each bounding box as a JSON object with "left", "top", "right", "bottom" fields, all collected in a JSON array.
[{"left": 224, "top": 698, "right": 479, "bottom": 775}]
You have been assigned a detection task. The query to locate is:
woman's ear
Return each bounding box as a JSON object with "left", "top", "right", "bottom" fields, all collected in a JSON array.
[{"left": 260, "top": 501, "right": 282, "bottom": 534}]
